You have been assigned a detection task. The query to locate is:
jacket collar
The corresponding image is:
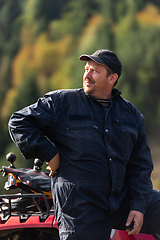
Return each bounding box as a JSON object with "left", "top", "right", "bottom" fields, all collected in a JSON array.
[
  {"left": 81, "top": 88, "right": 121, "bottom": 101},
  {"left": 111, "top": 88, "right": 121, "bottom": 100}
]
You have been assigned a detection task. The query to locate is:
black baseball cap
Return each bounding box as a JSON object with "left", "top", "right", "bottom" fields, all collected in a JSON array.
[{"left": 79, "top": 49, "right": 122, "bottom": 78}]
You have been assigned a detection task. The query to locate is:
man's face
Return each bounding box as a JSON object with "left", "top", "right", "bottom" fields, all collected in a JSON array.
[{"left": 83, "top": 60, "right": 112, "bottom": 99}]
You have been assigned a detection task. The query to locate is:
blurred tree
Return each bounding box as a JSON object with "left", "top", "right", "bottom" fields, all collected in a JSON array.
[
  {"left": 0, "top": 0, "right": 23, "bottom": 157},
  {"left": 1, "top": 32, "right": 73, "bottom": 123},
  {"left": 48, "top": 0, "right": 99, "bottom": 41},
  {"left": 115, "top": 4, "right": 160, "bottom": 136},
  {"left": 0, "top": 0, "right": 22, "bottom": 102},
  {"left": 22, "top": 0, "right": 67, "bottom": 33}
]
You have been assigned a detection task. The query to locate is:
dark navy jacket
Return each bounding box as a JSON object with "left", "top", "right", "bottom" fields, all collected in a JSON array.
[{"left": 8, "top": 88, "right": 153, "bottom": 216}]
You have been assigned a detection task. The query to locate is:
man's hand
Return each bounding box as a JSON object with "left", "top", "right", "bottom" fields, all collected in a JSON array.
[
  {"left": 46, "top": 152, "right": 60, "bottom": 177},
  {"left": 126, "top": 210, "right": 144, "bottom": 235}
]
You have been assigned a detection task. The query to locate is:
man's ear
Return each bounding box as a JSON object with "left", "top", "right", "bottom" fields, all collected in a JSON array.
[{"left": 109, "top": 73, "right": 118, "bottom": 86}]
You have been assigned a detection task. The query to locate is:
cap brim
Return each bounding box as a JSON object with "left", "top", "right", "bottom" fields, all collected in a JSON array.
[{"left": 79, "top": 54, "right": 106, "bottom": 65}]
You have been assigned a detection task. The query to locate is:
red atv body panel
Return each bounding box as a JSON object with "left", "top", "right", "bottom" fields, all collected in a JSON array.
[
  {"left": 0, "top": 214, "right": 58, "bottom": 231},
  {"left": 111, "top": 230, "right": 156, "bottom": 240}
]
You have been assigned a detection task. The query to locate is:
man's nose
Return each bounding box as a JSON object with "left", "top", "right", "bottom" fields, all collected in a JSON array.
[{"left": 85, "top": 70, "right": 91, "bottom": 78}]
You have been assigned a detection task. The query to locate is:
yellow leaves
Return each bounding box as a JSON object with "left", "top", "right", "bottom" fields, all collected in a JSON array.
[
  {"left": 0, "top": 56, "right": 10, "bottom": 82},
  {"left": 12, "top": 45, "right": 34, "bottom": 87},
  {"left": 20, "top": 25, "right": 37, "bottom": 46},
  {"left": 79, "top": 15, "right": 102, "bottom": 53},
  {"left": 86, "top": 14, "right": 102, "bottom": 28},
  {"left": 1, "top": 88, "right": 17, "bottom": 119},
  {"left": 12, "top": 33, "right": 73, "bottom": 90},
  {"left": 49, "top": 57, "right": 73, "bottom": 90},
  {"left": 33, "top": 34, "right": 58, "bottom": 75},
  {"left": 32, "top": 33, "right": 73, "bottom": 94},
  {"left": 137, "top": 4, "right": 160, "bottom": 27},
  {"left": 33, "top": 34, "right": 72, "bottom": 75},
  {"left": 115, "top": 4, "right": 160, "bottom": 43},
  {"left": 2, "top": 31, "right": 73, "bottom": 122}
]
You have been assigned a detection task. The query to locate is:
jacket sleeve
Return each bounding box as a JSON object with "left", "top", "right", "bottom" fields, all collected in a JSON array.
[
  {"left": 8, "top": 93, "right": 59, "bottom": 162},
  {"left": 126, "top": 117, "right": 153, "bottom": 215}
]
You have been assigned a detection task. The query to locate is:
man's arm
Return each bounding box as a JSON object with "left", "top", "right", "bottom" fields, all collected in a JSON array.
[
  {"left": 126, "top": 120, "right": 153, "bottom": 213},
  {"left": 8, "top": 93, "right": 59, "bottom": 163},
  {"left": 126, "top": 119, "right": 153, "bottom": 234}
]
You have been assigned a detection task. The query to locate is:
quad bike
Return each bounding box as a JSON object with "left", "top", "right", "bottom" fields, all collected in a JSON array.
[
  {"left": 0, "top": 152, "right": 59, "bottom": 240},
  {"left": 0, "top": 153, "right": 160, "bottom": 240}
]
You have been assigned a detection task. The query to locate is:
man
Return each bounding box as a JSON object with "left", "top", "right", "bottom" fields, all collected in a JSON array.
[{"left": 8, "top": 49, "right": 160, "bottom": 240}]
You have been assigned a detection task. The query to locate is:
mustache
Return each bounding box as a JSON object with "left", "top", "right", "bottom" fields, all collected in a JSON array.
[{"left": 84, "top": 77, "right": 94, "bottom": 83}]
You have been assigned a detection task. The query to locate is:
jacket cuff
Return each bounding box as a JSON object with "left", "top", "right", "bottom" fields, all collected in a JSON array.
[
  {"left": 22, "top": 145, "right": 58, "bottom": 163},
  {"left": 42, "top": 146, "right": 58, "bottom": 162},
  {"left": 130, "top": 201, "right": 146, "bottom": 215}
]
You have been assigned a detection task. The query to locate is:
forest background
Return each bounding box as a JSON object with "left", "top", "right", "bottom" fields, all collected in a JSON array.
[{"left": 0, "top": 0, "right": 160, "bottom": 193}]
